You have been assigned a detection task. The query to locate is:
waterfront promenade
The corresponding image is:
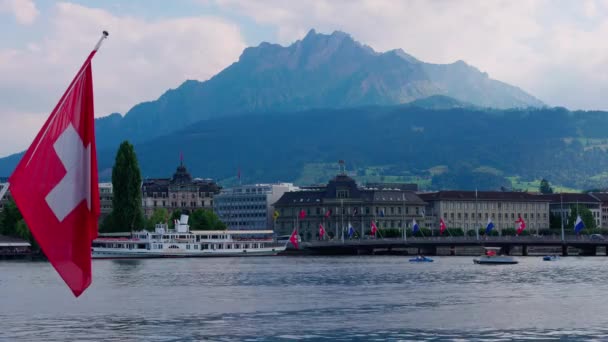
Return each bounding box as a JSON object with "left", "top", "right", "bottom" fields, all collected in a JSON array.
[{"left": 303, "top": 235, "right": 608, "bottom": 256}]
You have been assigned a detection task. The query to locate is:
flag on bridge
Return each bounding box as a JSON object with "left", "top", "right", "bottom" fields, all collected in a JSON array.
[
  {"left": 439, "top": 218, "right": 447, "bottom": 235},
  {"left": 324, "top": 209, "right": 332, "bottom": 218},
  {"left": 412, "top": 219, "right": 420, "bottom": 233},
  {"left": 486, "top": 218, "right": 495, "bottom": 235},
  {"left": 574, "top": 215, "right": 585, "bottom": 234},
  {"left": 299, "top": 209, "right": 306, "bottom": 219},
  {"left": 319, "top": 223, "right": 326, "bottom": 239},
  {"left": 371, "top": 220, "right": 378, "bottom": 237},
  {"left": 347, "top": 222, "right": 355, "bottom": 238},
  {"left": 516, "top": 215, "right": 526, "bottom": 235},
  {"left": 8, "top": 32, "right": 108, "bottom": 297},
  {"left": 289, "top": 227, "right": 299, "bottom": 249}
]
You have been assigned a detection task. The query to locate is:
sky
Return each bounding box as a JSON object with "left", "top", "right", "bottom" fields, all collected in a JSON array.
[{"left": 1, "top": 0, "right": 608, "bottom": 157}]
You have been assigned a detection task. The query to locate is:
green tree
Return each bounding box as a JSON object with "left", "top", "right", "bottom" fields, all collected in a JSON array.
[
  {"left": 104, "top": 141, "right": 144, "bottom": 232},
  {"left": 0, "top": 199, "right": 22, "bottom": 237},
  {"left": 189, "top": 209, "right": 226, "bottom": 230},
  {"left": 549, "top": 212, "right": 562, "bottom": 229},
  {"left": 146, "top": 208, "right": 169, "bottom": 230},
  {"left": 566, "top": 206, "right": 596, "bottom": 231},
  {"left": 15, "top": 219, "right": 38, "bottom": 250},
  {"left": 539, "top": 178, "right": 554, "bottom": 194}
]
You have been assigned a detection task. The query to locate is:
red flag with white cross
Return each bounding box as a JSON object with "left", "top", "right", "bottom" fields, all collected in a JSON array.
[
  {"left": 289, "top": 227, "right": 299, "bottom": 249},
  {"left": 9, "top": 33, "right": 107, "bottom": 297}
]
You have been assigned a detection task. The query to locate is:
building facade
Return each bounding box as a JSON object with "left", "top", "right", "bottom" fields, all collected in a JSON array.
[
  {"left": 214, "top": 183, "right": 299, "bottom": 230},
  {"left": 141, "top": 162, "right": 221, "bottom": 217},
  {"left": 273, "top": 173, "right": 426, "bottom": 240},
  {"left": 99, "top": 182, "right": 113, "bottom": 216},
  {"left": 419, "top": 191, "right": 551, "bottom": 234}
]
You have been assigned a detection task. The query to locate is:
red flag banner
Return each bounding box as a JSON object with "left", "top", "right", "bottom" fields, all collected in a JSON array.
[
  {"left": 439, "top": 218, "right": 447, "bottom": 235},
  {"left": 324, "top": 209, "right": 332, "bottom": 218},
  {"left": 299, "top": 209, "right": 306, "bottom": 219},
  {"left": 516, "top": 216, "right": 526, "bottom": 235},
  {"left": 9, "top": 47, "right": 102, "bottom": 297},
  {"left": 319, "top": 223, "right": 325, "bottom": 239},
  {"left": 289, "top": 228, "right": 299, "bottom": 249},
  {"left": 371, "top": 220, "right": 378, "bottom": 236}
]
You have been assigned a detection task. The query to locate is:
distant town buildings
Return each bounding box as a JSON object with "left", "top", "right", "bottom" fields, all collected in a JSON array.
[
  {"left": 419, "top": 191, "right": 551, "bottom": 234},
  {"left": 141, "top": 162, "right": 221, "bottom": 217},
  {"left": 273, "top": 172, "right": 426, "bottom": 240},
  {"left": 99, "top": 182, "right": 113, "bottom": 216},
  {"left": 214, "top": 183, "right": 299, "bottom": 230}
]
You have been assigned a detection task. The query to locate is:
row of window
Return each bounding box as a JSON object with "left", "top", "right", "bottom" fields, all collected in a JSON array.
[
  {"left": 216, "top": 196, "right": 267, "bottom": 202},
  {"left": 220, "top": 213, "right": 266, "bottom": 218},
  {"left": 147, "top": 192, "right": 215, "bottom": 199},
  {"left": 279, "top": 206, "right": 421, "bottom": 217},
  {"left": 216, "top": 205, "right": 266, "bottom": 211},
  {"left": 146, "top": 200, "right": 213, "bottom": 208},
  {"left": 443, "top": 201, "right": 547, "bottom": 210},
  {"left": 443, "top": 212, "right": 548, "bottom": 220}
]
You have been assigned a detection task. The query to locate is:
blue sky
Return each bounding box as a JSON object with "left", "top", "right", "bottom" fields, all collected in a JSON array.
[{"left": 1, "top": 0, "right": 608, "bottom": 156}]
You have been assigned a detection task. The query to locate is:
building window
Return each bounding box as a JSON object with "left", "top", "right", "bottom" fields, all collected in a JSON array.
[{"left": 337, "top": 190, "right": 349, "bottom": 198}]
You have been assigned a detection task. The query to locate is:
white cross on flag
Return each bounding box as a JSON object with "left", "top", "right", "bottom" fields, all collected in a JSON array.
[{"left": 9, "top": 45, "right": 102, "bottom": 297}]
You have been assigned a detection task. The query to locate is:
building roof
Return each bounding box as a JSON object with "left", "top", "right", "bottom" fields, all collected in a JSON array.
[
  {"left": 418, "top": 191, "right": 551, "bottom": 202},
  {"left": 542, "top": 193, "right": 600, "bottom": 203},
  {"left": 590, "top": 192, "right": 608, "bottom": 202}
]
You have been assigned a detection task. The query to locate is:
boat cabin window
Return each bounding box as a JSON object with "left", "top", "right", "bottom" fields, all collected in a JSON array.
[
  {"left": 194, "top": 245, "right": 199, "bottom": 249},
  {"left": 211, "top": 235, "right": 218, "bottom": 239},
  {"left": 169, "top": 245, "right": 179, "bottom": 249},
  {"left": 245, "top": 244, "right": 250, "bottom": 249},
  {"left": 202, "top": 244, "right": 209, "bottom": 250},
  {"left": 217, "top": 244, "right": 223, "bottom": 249},
  {"left": 235, "top": 244, "right": 240, "bottom": 249},
  {"left": 186, "top": 245, "right": 191, "bottom": 250}
]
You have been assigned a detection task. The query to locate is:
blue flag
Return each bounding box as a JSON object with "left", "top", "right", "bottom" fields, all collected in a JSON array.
[
  {"left": 412, "top": 219, "right": 420, "bottom": 233},
  {"left": 486, "top": 218, "right": 494, "bottom": 234},
  {"left": 379, "top": 209, "right": 385, "bottom": 217},
  {"left": 574, "top": 215, "right": 585, "bottom": 234},
  {"left": 348, "top": 223, "right": 355, "bottom": 238}
]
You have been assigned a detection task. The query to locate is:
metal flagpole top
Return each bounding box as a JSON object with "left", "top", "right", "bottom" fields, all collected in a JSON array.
[{"left": 94, "top": 31, "right": 109, "bottom": 52}]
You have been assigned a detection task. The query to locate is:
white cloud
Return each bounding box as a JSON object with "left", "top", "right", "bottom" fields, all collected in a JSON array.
[
  {"left": 0, "top": 0, "right": 39, "bottom": 24},
  {"left": 0, "top": 2, "right": 246, "bottom": 157},
  {"left": 213, "top": 0, "right": 608, "bottom": 111}
]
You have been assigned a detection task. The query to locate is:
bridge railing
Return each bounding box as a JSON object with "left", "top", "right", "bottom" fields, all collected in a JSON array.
[{"left": 304, "top": 235, "right": 603, "bottom": 246}]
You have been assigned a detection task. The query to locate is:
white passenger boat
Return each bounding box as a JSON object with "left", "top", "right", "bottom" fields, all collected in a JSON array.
[
  {"left": 92, "top": 215, "right": 286, "bottom": 259},
  {"left": 473, "top": 247, "right": 518, "bottom": 265}
]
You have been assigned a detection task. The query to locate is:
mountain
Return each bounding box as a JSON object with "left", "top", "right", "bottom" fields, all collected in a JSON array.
[
  {"left": 93, "top": 29, "right": 543, "bottom": 149},
  {"left": 87, "top": 105, "right": 608, "bottom": 191},
  {"left": 0, "top": 29, "right": 550, "bottom": 187}
]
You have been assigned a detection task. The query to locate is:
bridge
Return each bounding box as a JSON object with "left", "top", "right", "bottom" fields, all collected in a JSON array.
[{"left": 301, "top": 236, "right": 608, "bottom": 256}]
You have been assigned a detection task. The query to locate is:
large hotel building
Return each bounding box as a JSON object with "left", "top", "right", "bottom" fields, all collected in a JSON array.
[{"left": 273, "top": 173, "right": 426, "bottom": 240}]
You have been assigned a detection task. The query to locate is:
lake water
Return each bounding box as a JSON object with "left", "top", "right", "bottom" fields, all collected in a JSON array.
[{"left": 1, "top": 256, "right": 608, "bottom": 341}]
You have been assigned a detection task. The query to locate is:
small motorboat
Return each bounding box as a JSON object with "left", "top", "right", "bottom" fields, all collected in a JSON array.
[
  {"left": 409, "top": 256, "right": 434, "bottom": 263},
  {"left": 543, "top": 255, "right": 559, "bottom": 261},
  {"left": 473, "top": 247, "right": 518, "bottom": 265}
]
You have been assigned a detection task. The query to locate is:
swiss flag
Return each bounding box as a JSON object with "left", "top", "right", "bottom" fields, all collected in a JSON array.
[
  {"left": 319, "top": 223, "right": 325, "bottom": 239},
  {"left": 516, "top": 215, "right": 526, "bottom": 235},
  {"left": 9, "top": 49, "right": 101, "bottom": 297},
  {"left": 289, "top": 228, "right": 299, "bottom": 249},
  {"left": 439, "top": 218, "right": 447, "bottom": 235},
  {"left": 371, "top": 220, "right": 378, "bottom": 237},
  {"left": 299, "top": 209, "right": 306, "bottom": 219}
]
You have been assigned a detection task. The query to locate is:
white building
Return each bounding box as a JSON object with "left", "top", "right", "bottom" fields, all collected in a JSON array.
[
  {"left": 214, "top": 183, "right": 299, "bottom": 230},
  {"left": 99, "top": 182, "right": 113, "bottom": 215}
]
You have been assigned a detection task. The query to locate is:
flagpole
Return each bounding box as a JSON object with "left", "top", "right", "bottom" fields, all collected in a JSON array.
[
  {"left": 402, "top": 194, "right": 407, "bottom": 241},
  {"left": 93, "top": 31, "right": 109, "bottom": 52},
  {"left": 360, "top": 206, "right": 364, "bottom": 240},
  {"left": 341, "top": 199, "right": 344, "bottom": 243},
  {"left": 560, "top": 193, "right": 565, "bottom": 242},
  {"left": 475, "top": 189, "right": 479, "bottom": 241}
]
